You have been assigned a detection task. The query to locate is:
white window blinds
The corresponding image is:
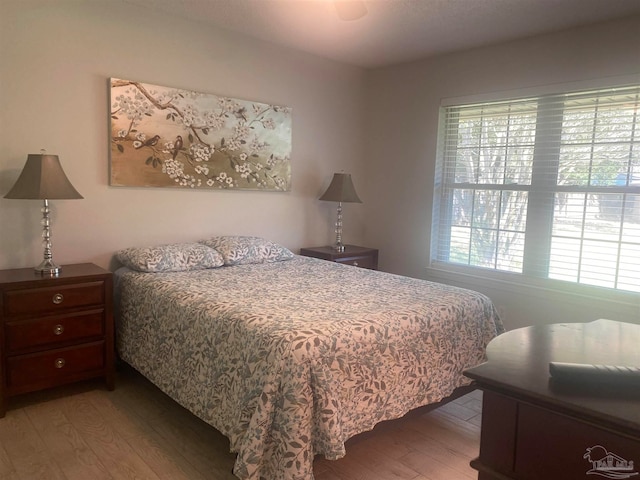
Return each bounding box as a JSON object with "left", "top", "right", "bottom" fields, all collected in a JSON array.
[{"left": 432, "top": 84, "right": 640, "bottom": 292}]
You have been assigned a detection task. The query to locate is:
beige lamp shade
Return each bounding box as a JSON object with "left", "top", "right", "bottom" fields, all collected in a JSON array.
[
  {"left": 319, "top": 173, "right": 362, "bottom": 203},
  {"left": 319, "top": 173, "right": 361, "bottom": 252},
  {"left": 4, "top": 154, "right": 83, "bottom": 200}
]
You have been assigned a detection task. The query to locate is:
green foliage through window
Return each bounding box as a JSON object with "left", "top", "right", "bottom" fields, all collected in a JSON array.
[{"left": 434, "top": 85, "right": 640, "bottom": 292}]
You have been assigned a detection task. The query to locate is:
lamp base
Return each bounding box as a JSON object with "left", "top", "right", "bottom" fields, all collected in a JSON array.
[
  {"left": 332, "top": 244, "right": 345, "bottom": 253},
  {"left": 35, "top": 258, "right": 61, "bottom": 276}
]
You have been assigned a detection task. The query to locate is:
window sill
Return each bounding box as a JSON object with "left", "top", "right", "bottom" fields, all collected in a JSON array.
[{"left": 426, "top": 262, "right": 640, "bottom": 309}]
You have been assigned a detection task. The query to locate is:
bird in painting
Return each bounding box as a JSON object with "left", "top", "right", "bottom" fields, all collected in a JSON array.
[
  {"left": 136, "top": 134, "right": 160, "bottom": 148},
  {"left": 172, "top": 135, "right": 183, "bottom": 160}
]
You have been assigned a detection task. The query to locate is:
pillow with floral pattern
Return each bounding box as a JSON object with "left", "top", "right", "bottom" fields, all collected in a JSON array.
[
  {"left": 117, "top": 243, "right": 224, "bottom": 272},
  {"left": 199, "top": 236, "right": 294, "bottom": 266}
]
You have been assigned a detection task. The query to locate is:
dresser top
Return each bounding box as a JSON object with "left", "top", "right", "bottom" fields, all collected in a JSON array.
[
  {"left": 299, "top": 245, "right": 377, "bottom": 256},
  {"left": 0, "top": 263, "right": 110, "bottom": 287},
  {"left": 465, "top": 319, "right": 640, "bottom": 434}
]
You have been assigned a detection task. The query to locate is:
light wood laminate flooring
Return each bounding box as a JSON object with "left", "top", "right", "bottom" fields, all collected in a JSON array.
[{"left": 0, "top": 365, "right": 482, "bottom": 480}]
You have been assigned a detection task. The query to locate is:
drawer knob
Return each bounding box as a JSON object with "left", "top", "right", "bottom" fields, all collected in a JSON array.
[
  {"left": 52, "top": 293, "right": 64, "bottom": 305},
  {"left": 53, "top": 324, "right": 64, "bottom": 335},
  {"left": 54, "top": 358, "right": 66, "bottom": 369},
  {"left": 353, "top": 261, "right": 359, "bottom": 267}
]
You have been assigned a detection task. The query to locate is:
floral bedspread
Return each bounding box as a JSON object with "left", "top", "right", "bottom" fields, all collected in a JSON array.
[{"left": 115, "top": 256, "right": 503, "bottom": 480}]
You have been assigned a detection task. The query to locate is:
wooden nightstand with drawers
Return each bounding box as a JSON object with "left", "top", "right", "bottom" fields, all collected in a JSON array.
[
  {"left": 299, "top": 245, "right": 379, "bottom": 270},
  {"left": 0, "top": 263, "right": 114, "bottom": 417}
]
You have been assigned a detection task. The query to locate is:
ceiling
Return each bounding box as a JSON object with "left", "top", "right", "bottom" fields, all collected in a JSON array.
[{"left": 122, "top": 0, "right": 640, "bottom": 68}]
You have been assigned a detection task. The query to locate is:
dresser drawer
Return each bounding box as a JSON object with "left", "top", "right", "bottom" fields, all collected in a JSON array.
[
  {"left": 514, "top": 403, "right": 640, "bottom": 480},
  {"left": 299, "top": 246, "right": 378, "bottom": 270},
  {"left": 3, "top": 281, "right": 105, "bottom": 316},
  {"left": 5, "top": 310, "right": 104, "bottom": 353},
  {"left": 7, "top": 341, "right": 105, "bottom": 390},
  {"left": 335, "top": 255, "right": 376, "bottom": 269}
]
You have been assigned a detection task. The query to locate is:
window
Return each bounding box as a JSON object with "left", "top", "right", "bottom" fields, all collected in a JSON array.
[{"left": 433, "top": 84, "right": 640, "bottom": 292}]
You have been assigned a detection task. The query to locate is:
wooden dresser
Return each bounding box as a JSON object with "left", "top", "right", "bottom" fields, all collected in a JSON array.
[
  {"left": 465, "top": 319, "right": 640, "bottom": 480},
  {"left": 0, "top": 263, "right": 114, "bottom": 417},
  {"left": 299, "top": 245, "right": 378, "bottom": 270}
]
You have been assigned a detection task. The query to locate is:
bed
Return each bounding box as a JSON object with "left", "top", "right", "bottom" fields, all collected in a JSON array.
[{"left": 114, "top": 236, "right": 503, "bottom": 480}]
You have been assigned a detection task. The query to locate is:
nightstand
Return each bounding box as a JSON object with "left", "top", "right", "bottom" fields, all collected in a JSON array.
[
  {"left": 0, "top": 263, "right": 114, "bottom": 417},
  {"left": 299, "top": 245, "right": 378, "bottom": 270}
]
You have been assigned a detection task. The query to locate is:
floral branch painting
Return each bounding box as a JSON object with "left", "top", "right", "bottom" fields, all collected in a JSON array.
[{"left": 109, "top": 78, "right": 292, "bottom": 191}]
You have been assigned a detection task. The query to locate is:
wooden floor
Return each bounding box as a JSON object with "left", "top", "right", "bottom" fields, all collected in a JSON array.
[{"left": 0, "top": 366, "right": 482, "bottom": 480}]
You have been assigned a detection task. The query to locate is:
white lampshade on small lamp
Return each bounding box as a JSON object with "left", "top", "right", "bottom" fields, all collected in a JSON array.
[
  {"left": 4, "top": 152, "right": 83, "bottom": 276},
  {"left": 319, "top": 173, "right": 362, "bottom": 253}
]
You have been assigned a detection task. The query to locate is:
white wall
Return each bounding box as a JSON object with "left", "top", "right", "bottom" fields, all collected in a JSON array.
[
  {"left": 1, "top": 2, "right": 638, "bottom": 330},
  {"left": 364, "top": 16, "right": 640, "bottom": 330},
  {"left": 0, "top": 1, "right": 367, "bottom": 271}
]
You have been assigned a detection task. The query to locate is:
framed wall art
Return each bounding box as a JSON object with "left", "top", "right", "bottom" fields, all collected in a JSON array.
[{"left": 109, "top": 78, "right": 292, "bottom": 191}]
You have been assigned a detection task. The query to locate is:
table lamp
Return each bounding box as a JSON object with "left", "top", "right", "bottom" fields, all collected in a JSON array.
[
  {"left": 319, "top": 172, "right": 362, "bottom": 252},
  {"left": 4, "top": 152, "right": 83, "bottom": 275}
]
